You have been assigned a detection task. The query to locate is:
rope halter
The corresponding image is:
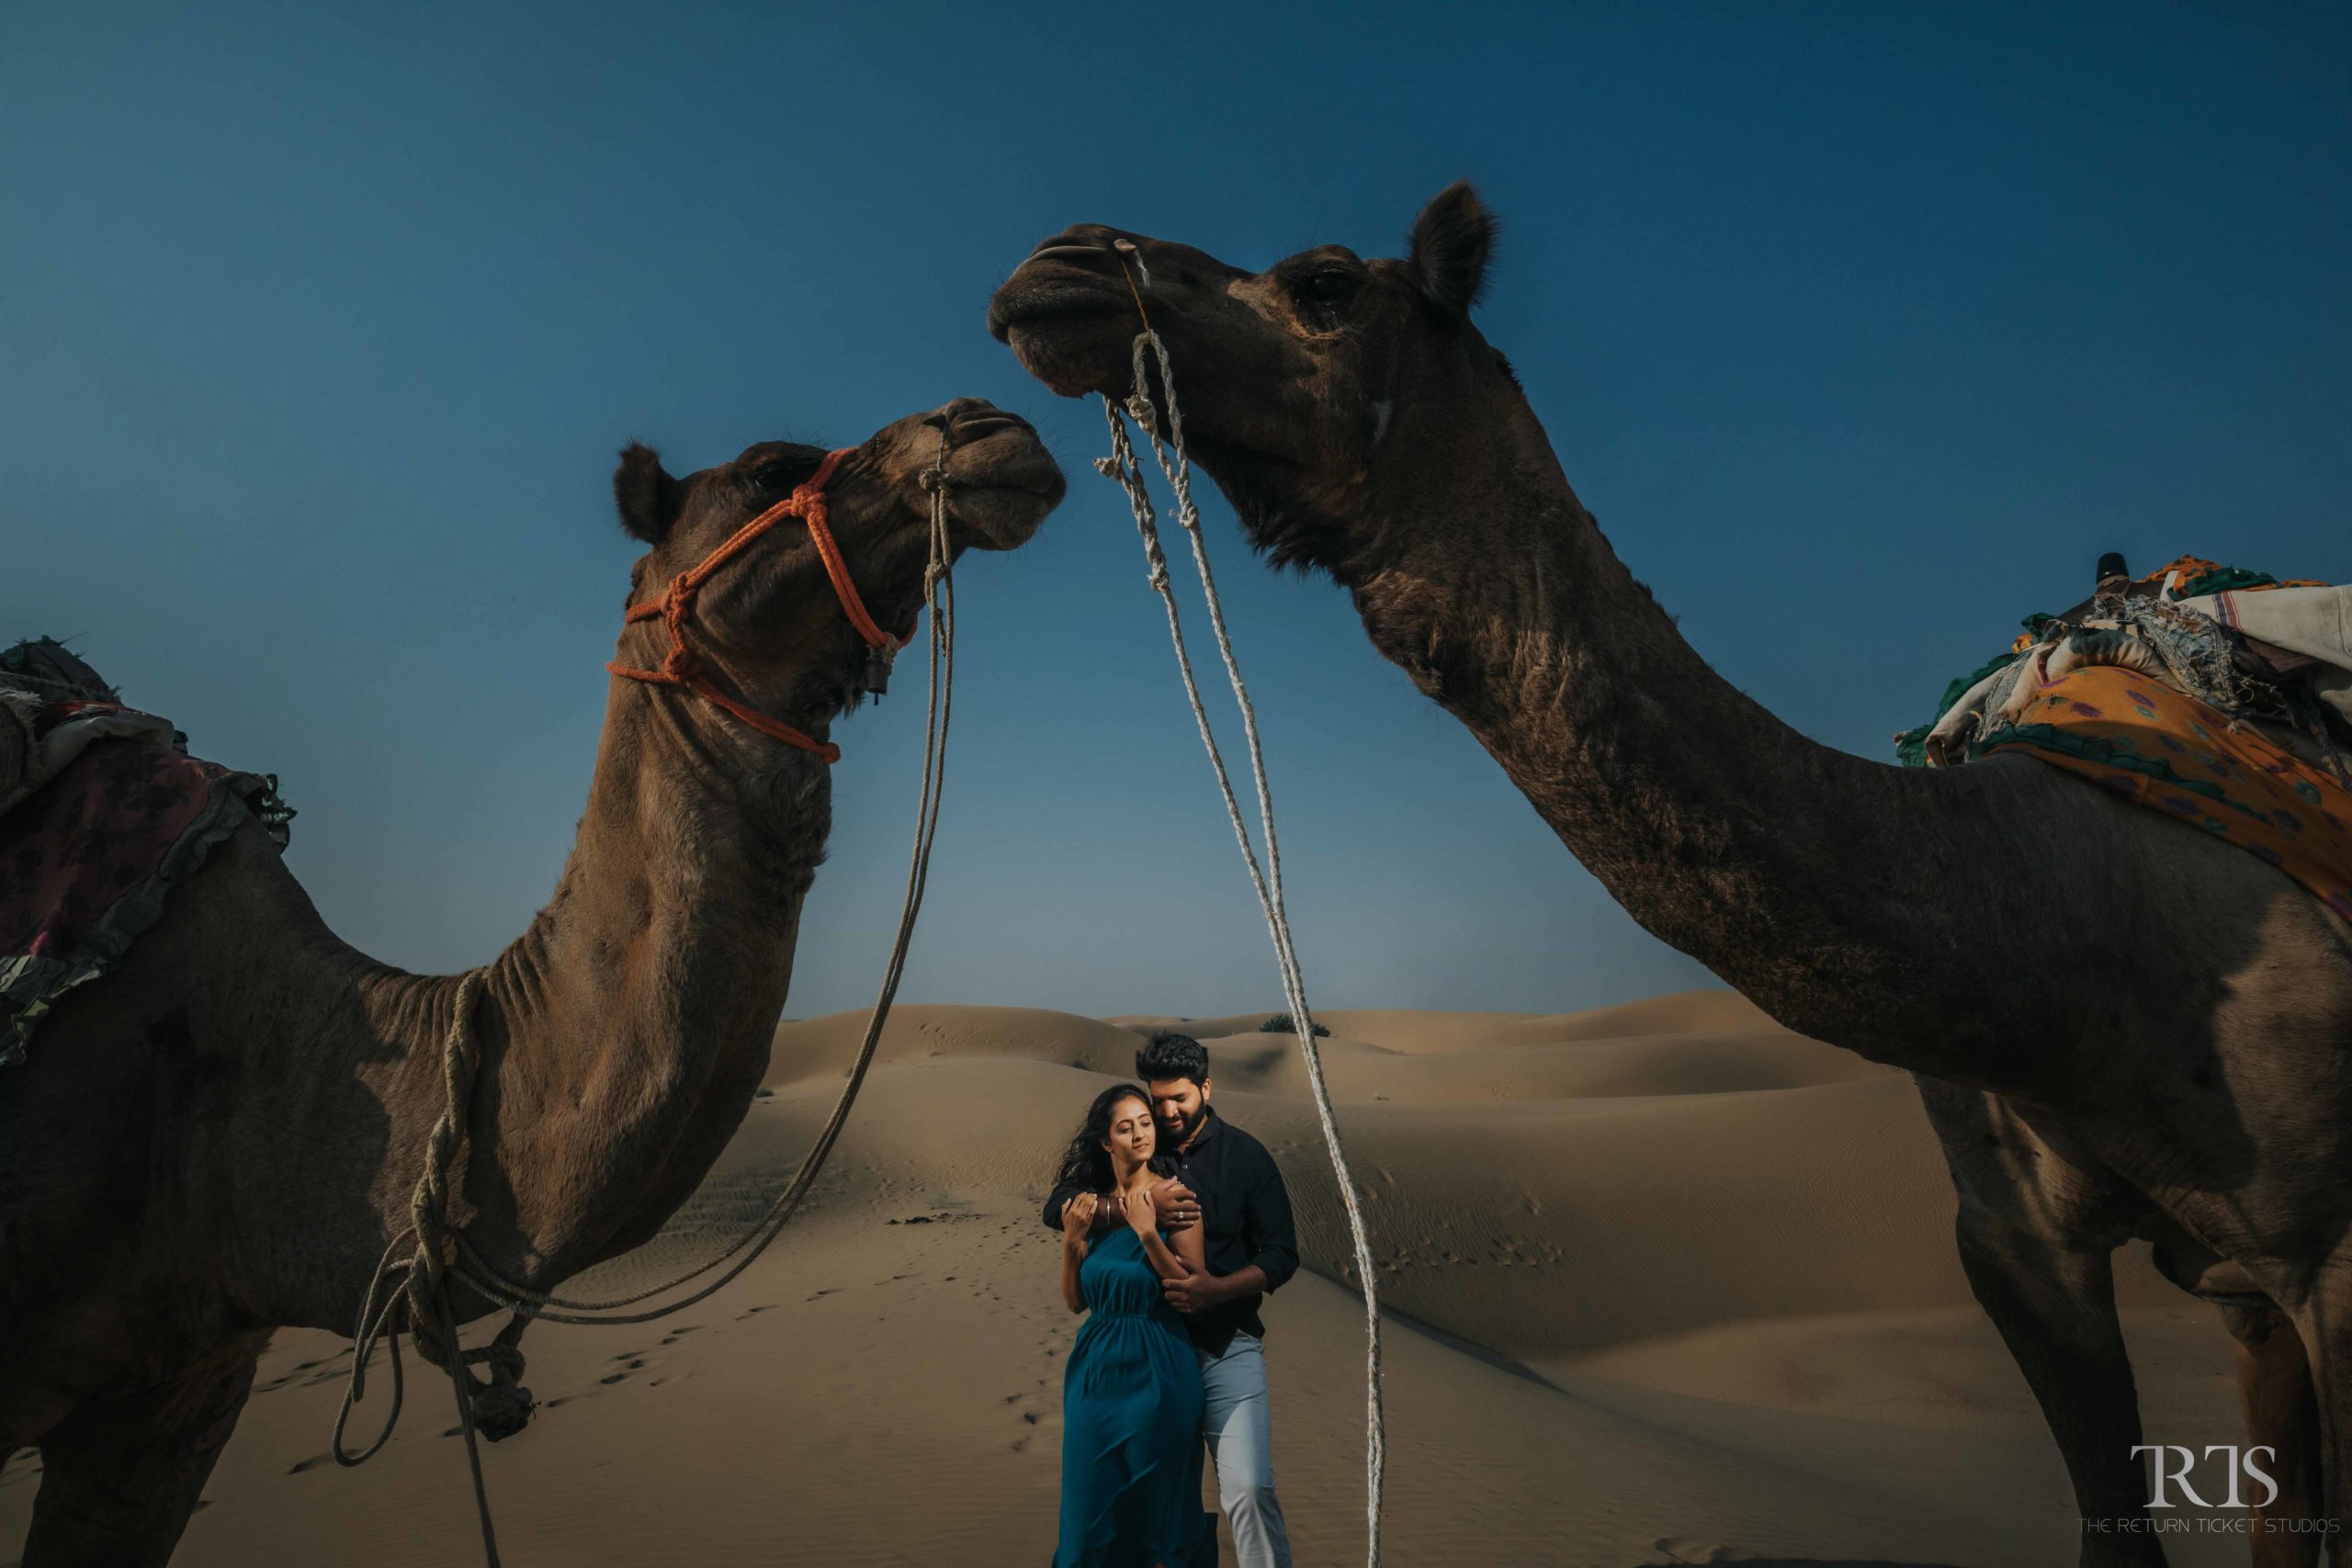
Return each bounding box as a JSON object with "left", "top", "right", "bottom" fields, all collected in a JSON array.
[{"left": 605, "top": 446, "right": 911, "bottom": 762}]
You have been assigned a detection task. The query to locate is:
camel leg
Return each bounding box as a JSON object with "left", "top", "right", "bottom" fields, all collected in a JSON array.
[
  {"left": 1955, "top": 1208, "right": 2167, "bottom": 1565},
  {"left": 2285, "top": 1272, "right": 2352, "bottom": 1568},
  {"left": 21, "top": 1348, "right": 258, "bottom": 1568},
  {"left": 1917, "top": 1079, "right": 2163, "bottom": 1564},
  {"left": 2216, "top": 1300, "right": 2324, "bottom": 1567}
]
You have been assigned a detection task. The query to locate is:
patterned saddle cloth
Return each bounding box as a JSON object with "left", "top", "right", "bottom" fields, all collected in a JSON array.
[
  {"left": 0, "top": 638, "right": 292, "bottom": 1066},
  {"left": 1896, "top": 558, "right": 2351, "bottom": 921}
]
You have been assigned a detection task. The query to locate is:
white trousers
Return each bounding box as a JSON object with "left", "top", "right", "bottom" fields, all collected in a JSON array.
[{"left": 1196, "top": 1331, "right": 1293, "bottom": 1568}]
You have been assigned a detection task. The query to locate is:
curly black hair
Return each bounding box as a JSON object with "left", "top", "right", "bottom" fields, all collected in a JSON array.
[
  {"left": 1135, "top": 1030, "right": 1209, "bottom": 1086},
  {"left": 1050, "top": 1082, "right": 1174, "bottom": 1196}
]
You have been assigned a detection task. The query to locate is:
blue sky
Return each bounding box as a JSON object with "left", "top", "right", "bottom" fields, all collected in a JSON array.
[{"left": 6, "top": 4, "right": 2346, "bottom": 1020}]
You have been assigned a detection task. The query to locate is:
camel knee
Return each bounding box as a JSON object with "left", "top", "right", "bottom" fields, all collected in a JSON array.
[{"left": 1954, "top": 1211, "right": 2125, "bottom": 1350}]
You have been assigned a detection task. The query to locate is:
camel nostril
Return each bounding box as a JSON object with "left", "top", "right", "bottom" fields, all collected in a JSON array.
[
  {"left": 1028, "top": 242, "right": 1116, "bottom": 269},
  {"left": 951, "top": 410, "right": 1033, "bottom": 441}
]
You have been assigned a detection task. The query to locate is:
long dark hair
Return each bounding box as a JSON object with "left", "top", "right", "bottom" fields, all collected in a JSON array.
[{"left": 1051, "top": 1083, "right": 1175, "bottom": 1195}]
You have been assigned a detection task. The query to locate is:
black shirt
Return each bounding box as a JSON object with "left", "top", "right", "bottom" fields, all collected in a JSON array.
[{"left": 1043, "top": 1105, "right": 1298, "bottom": 1356}]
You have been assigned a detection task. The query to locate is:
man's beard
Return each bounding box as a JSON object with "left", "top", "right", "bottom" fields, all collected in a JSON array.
[{"left": 1164, "top": 1101, "right": 1208, "bottom": 1147}]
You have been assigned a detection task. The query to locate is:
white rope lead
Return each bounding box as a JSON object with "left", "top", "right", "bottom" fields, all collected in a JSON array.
[{"left": 1095, "top": 332, "right": 1386, "bottom": 1568}]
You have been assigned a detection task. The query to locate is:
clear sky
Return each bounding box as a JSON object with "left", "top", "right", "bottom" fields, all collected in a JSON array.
[{"left": 6, "top": 4, "right": 2346, "bottom": 1021}]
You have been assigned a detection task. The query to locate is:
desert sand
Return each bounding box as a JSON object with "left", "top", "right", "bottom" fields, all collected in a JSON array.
[{"left": 1, "top": 993, "right": 2254, "bottom": 1566}]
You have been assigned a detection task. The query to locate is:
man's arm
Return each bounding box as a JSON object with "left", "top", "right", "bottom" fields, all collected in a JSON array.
[
  {"left": 1164, "top": 1262, "right": 1268, "bottom": 1314},
  {"left": 1042, "top": 1181, "right": 1085, "bottom": 1234},
  {"left": 1162, "top": 1143, "right": 1297, "bottom": 1314},
  {"left": 1240, "top": 1142, "right": 1299, "bottom": 1293},
  {"left": 1043, "top": 1180, "right": 1143, "bottom": 1236}
]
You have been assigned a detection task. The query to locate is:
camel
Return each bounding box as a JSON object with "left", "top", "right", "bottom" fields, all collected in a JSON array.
[
  {"left": 0, "top": 397, "right": 1063, "bottom": 1564},
  {"left": 989, "top": 187, "right": 2352, "bottom": 1566}
]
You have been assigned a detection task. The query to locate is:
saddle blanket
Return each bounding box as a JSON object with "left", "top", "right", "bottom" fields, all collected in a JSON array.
[
  {"left": 1973, "top": 663, "right": 2352, "bottom": 922},
  {"left": 1897, "top": 557, "right": 2350, "bottom": 921},
  {"left": 0, "top": 638, "right": 289, "bottom": 1066}
]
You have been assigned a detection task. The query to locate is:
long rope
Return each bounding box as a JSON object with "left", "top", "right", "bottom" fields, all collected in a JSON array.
[
  {"left": 1095, "top": 325, "right": 1386, "bottom": 1566},
  {"left": 331, "top": 429, "right": 960, "bottom": 1563}
]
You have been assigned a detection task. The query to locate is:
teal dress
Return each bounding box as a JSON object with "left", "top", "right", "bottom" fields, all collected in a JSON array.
[{"left": 1054, "top": 1224, "right": 1211, "bottom": 1567}]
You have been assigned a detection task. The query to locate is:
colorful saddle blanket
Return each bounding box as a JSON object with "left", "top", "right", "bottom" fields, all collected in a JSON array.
[
  {"left": 1974, "top": 664, "right": 2352, "bottom": 921},
  {"left": 1897, "top": 558, "right": 2351, "bottom": 920},
  {"left": 0, "top": 638, "right": 291, "bottom": 1066}
]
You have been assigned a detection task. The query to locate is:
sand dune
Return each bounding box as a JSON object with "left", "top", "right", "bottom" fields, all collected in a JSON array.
[{"left": 1, "top": 993, "right": 2252, "bottom": 1566}]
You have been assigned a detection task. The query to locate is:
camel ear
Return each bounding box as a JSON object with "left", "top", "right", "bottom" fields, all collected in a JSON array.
[
  {"left": 1407, "top": 181, "right": 1495, "bottom": 315},
  {"left": 614, "top": 443, "right": 682, "bottom": 543}
]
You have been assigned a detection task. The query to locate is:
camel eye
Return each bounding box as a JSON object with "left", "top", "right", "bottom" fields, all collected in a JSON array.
[{"left": 1295, "top": 270, "right": 1360, "bottom": 306}]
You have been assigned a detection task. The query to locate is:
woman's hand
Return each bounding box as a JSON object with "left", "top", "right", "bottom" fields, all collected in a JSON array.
[
  {"left": 1120, "top": 1185, "right": 1159, "bottom": 1237},
  {"left": 1061, "top": 1191, "right": 1098, "bottom": 1247}
]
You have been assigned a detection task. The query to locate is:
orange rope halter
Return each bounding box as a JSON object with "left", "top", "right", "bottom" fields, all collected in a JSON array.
[{"left": 605, "top": 446, "right": 907, "bottom": 762}]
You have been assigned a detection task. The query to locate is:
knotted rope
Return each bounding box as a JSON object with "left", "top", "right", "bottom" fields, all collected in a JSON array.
[
  {"left": 333, "top": 427, "right": 961, "bottom": 1565},
  {"left": 1093, "top": 317, "right": 1387, "bottom": 1566}
]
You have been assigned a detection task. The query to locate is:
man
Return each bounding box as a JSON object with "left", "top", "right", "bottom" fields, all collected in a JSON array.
[{"left": 1043, "top": 1031, "right": 1298, "bottom": 1568}]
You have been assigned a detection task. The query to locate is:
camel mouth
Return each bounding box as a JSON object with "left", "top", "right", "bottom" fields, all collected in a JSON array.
[
  {"left": 987, "top": 276, "right": 1131, "bottom": 338},
  {"left": 988, "top": 265, "right": 1139, "bottom": 399},
  {"left": 939, "top": 427, "right": 1065, "bottom": 549}
]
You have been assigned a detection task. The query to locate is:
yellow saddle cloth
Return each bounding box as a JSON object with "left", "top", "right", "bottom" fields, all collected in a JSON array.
[{"left": 1976, "top": 664, "right": 2352, "bottom": 922}]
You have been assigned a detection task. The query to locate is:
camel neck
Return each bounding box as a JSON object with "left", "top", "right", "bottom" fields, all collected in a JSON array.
[
  {"left": 420, "top": 681, "right": 829, "bottom": 1287},
  {"left": 1340, "top": 394, "right": 1967, "bottom": 1059}
]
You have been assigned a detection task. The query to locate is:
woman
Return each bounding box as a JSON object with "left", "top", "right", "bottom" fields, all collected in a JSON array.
[{"left": 1052, "top": 1083, "right": 1211, "bottom": 1568}]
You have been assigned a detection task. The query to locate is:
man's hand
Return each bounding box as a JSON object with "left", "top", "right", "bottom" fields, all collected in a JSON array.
[
  {"left": 1060, "top": 1192, "right": 1098, "bottom": 1247},
  {"left": 1161, "top": 1271, "right": 1231, "bottom": 1315},
  {"left": 1150, "top": 1180, "right": 1201, "bottom": 1234}
]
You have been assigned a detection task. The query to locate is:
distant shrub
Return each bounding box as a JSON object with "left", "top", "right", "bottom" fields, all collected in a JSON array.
[{"left": 1257, "top": 1012, "right": 1331, "bottom": 1038}]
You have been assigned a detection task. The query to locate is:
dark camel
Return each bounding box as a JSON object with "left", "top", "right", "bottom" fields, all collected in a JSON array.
[
  {"left": 990, "top": 187, "right": 2352, "bottom": 1565},
  {"left": 0, "top": 399, "right": 1062, "bottom": 1564}
]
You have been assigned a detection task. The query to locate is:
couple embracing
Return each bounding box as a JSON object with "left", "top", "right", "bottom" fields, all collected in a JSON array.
[{"left": 1045, "top": 1032, "right": 1298, "bottom": 1568}]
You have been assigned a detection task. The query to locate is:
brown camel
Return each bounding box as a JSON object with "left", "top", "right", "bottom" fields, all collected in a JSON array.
[
  {"left": 0, "top": 398, "right": 1062, "bottom": 1564},
  {"left": 990, "top": 187, "right": 2352, "bottom": 1566}
]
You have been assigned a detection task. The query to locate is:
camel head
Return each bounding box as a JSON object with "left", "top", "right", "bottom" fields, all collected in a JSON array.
[
  {"left": 613, "top": 398, "right": 1062, "bottom": 735},
  {"left": 989, "top": 184, "right": 1510, "bottom": 585}
]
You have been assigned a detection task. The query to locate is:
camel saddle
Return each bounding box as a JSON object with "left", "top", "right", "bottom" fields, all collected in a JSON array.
[
  {"left": 0, "top": 638, "right": 292, "bottom": 1066},
  {"left": 1896, "top": 557, "right": 2352, "bottom": 923}
]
